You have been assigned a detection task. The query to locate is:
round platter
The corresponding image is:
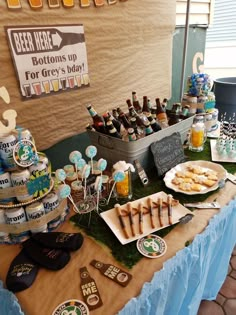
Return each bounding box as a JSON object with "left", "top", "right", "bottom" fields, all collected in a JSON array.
[
  {"left": 136, "top": 234, "right": 167, "bottom": 258},
  {"left": 163, "top": 160, "right": 227, "bottom": 195},
  {"left": 0, "top": 179, "right": 54, "bottom": 209}
]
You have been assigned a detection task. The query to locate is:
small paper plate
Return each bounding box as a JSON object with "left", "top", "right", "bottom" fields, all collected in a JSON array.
[
  {"left": 136, "top": 234, "right": 167, "bottom": 258},
  {"left": 52, "top": 299, "right": 89, "bottom": 315}
]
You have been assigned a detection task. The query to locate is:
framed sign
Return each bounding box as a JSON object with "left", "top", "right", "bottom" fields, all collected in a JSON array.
[{"left": 5, "top": 24, "right": 90, "bottom": 100}]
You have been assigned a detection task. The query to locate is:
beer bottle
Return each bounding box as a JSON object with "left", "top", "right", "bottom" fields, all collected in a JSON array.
[
  {"left": 86, "top": 104, "right": 106, "bottom": 133},
  {"left": 168, "top": 103, "right": 182, "bottom": 126},
  {"left": 142, "top": 96, "right": 151, "bottom": 113},
  {"left": 85, "top": 124, "right": 95, "bottom": 132},
  {"left": 147, "top": 98, "right": 153, "bottom": 111},
  {"left": 144, "top": 121, "right": 154, "bottom": 136},
  {"left": 128, "top": 128, "right": 137, "bottom": 141},
  {"left": 106, "top": 121, "right": 122, "bottom": 139},
  {"left": 130, "top": 117, "right": 144, "bottom": 138},
  {"left": 132, "top": 91, "right": 142, "bottom": 113},
  {"left": 118, "top": 109, "right": 131, "bottom": 129},
  {"left": 180, "top": 105, "right": 190, "bottom": 120},
  {"left": 126, "top": 98, "right": 133, "bottom": 110},
  {"left": 79, "top": 266, "right": 103, "bottom": 310},
  {"left": 112, "top": 108, "right": 119, "bottom": 120},
  {"left": 146, "top": 113, "right": 161, "bottom": 132},
  {"left": 161, "top": 98, "right": 168, "bottom": 111},
  {"left": 155, "top": 98, "right": 169, "bottom": 128},
  {"left": 90, "top": 259, "right": 132, "bottom": 287},
  {"left": 106, "top": 111, "right": 122, "bottom": 133}
]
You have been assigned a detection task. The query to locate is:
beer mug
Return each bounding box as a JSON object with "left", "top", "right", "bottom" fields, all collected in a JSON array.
[
  {"left": 113, "top": 168, "right": 132, "bottom": 201},
  {"left": 189, "top": 115, "right": 207, "bottom": 152}
]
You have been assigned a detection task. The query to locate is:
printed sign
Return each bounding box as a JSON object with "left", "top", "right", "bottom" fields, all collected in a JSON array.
[{"left": 5, "top": 24, "right": 90, "bottom": 100}]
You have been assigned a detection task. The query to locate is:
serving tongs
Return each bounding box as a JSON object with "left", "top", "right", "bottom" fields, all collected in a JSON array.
[{"left": 227, "top": 172, "right": 236, "bottom": 185}]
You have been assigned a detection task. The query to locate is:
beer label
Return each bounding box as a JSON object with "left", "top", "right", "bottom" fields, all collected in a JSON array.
[
  {"left": 13, "top": 139, "right": 37, "bottom": 167},
  {"left": 80, "top": 267, "right": 103, "bottom": 310},
  {"left": 52, "top": 299, "right": 89, "bottom": 315},
  {"left": 90, "top": 260, "right": 132, "bottom": 287},
  {"left": 27, "top": 174, "right": 50, "bottom": 197}
]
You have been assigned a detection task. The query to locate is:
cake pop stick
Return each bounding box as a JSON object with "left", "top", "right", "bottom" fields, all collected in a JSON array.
[
  {"left": 58, "top": 184, "right": 80, "bottom": 213},
  {"left": 115, "top": 203, "right": 129, "bottom": 239},
  {"left": 81, "top": 164, "right": 91, "bottom": 199},
  {"left": 97, "top": 158, "right": 107, "bottom": 177},
  {"left": 85, "top": 145, "right": 97, "bottom": 174},
  {"left": 69, "top": 151, "right": 82, "bottom": 180},
  {"left": 106, "top": 170, "right": 125, "bottom": 205},
  {"left": 94, "top": 175, "right": 103, "bottom": 212}
]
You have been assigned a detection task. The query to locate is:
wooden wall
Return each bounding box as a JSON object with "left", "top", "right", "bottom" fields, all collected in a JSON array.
[{"left": 0, "top": 0, "right": 176, "bottom": 150}]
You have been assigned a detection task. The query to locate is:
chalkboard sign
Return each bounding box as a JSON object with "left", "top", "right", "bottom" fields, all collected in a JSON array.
[{"left": 150, "top": 132, "right": 186, "bottom": 176}]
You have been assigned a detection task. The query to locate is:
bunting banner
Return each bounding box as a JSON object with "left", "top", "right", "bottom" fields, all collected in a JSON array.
[{"left": 5, "top": 0, "right": 127, "bottom": 10}]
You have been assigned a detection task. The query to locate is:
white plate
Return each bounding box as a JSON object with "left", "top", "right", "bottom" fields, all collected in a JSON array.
[
  {"left": 101, "top": 191, "right": 193, "bottom": 245},
  {"left": 210, "top": 139, "right": 236, "bottom": 163},
  {"left": 163, "top": 160, "right": 227, "bottom": 195}
]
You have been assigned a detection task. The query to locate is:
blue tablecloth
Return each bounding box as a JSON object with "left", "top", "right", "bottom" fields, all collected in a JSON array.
[
  {"left": 118, "top": 197, "right": 236, "bottom": 315},
  {"left": 0, "top": 281, "right": 24, "bottom": 315},
  {"left": 1, "top": 199, "right": 236, "bottom": 315}
]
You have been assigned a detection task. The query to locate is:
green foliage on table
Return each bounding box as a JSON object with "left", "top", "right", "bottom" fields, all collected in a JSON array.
[{"left": 70, "top": 140, "right": 236, "bottom": 269}]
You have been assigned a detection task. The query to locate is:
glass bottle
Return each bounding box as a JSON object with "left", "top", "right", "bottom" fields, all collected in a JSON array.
[
  {"left": 147, "top": 98, "right": 153, "bottom": 111},
  {"left": 106, "top": 121, "right": 122, "bottom": 139},
  {"left": 155, "top": 98, "right": 169, "bottom": 128},
  {"left": 130, "top": 117, "right": 144, "bottom": 138},
  {"left": 132, "top": 91, "right": 142, "bottom": 113},
  {"left": 146, "top": 113, "right": 161, "bottom": 132},
  {"left": 180, "top": 105, "right": 190, "bottom": 120},
  {"left": 118, "top": 110, "right": 131, "bottom": 130},
  {"left": 112, "top": 108, "right": 119, "bottom": 120},
  {"left": 161, "top": 98, "right": 168, "bottom": 111},
  {"left": 144, "top": 121, "right": 154, "bottom": 136},
  {"left": 128, "top": 105, "right": 145, "bottom": 127},
  {"left": 142, "top": 96, "right": 150, "bottom": 113},
  {"left": 128, "top": 128, "right": 137, "bottom": 141},
  {"left": 168, "top": 103, "right": 182, "bottom": 126},
  {"left": 86, "top": 104, "right": 106, "bottom": 133},
  {"left": 106, "top": 111, "right": 122, "bottom": 133}
]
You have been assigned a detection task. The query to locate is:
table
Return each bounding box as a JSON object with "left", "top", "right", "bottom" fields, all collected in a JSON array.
[{"left": 0, "top": 178, "right": 236, "bottom": 315}]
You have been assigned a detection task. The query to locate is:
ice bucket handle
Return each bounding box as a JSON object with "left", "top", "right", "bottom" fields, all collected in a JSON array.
[{"left": 98, "top": 134, "right": 115, "bottom": 150}]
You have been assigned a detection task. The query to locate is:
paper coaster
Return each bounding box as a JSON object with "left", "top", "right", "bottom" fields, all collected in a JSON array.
[
  {"left": 136, "top": 234, "right": 167, "bottom": 258},
  {"left": 52, "top": 299, "right": 89, "bottom": 315}
]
